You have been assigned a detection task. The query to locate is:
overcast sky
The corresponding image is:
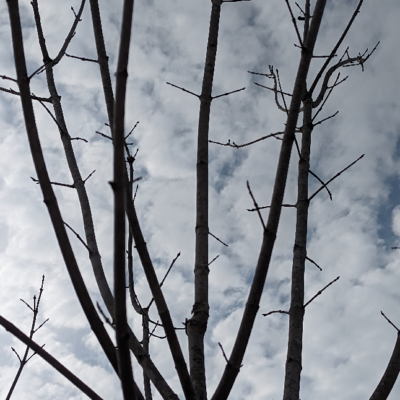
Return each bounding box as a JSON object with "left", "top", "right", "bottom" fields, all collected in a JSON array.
[{"left": 1, "top": 0, "right": 400, "bottom": 399}]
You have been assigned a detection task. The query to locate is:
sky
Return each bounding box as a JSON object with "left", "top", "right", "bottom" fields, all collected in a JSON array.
[{"left": 0, "top": 0, "right": 400, "bottom": 399}]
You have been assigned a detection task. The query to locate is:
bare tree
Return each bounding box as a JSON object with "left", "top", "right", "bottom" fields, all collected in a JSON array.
[{"left": 0, "top": 0, "right": 398, "bottom": 400}]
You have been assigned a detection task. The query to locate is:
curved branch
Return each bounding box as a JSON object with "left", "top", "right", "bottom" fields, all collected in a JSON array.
[
  {"left": 369, "top": 332, "right": 400, "bottom": 400},
  {"left": 309, "top": 0, "right": 364, "bottom": 96},
  {"left": 313, "top": 45, "right": 377, "bottom": 108}
]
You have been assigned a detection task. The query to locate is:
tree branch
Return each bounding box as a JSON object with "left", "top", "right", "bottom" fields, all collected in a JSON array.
[
  {"left": 8, "top": 0, "right": 119, "bottom": 377},
  {"left": 309, "top": 154, "right": 364, "bottom": 202},
  {"left": 52, "top": 0, "right": 86, "bottom": 66},
  {"left": 212, "top": 2, "right": 328, "bottom": 398},
  {"left": 210, "top": 131, "right": 284, "bottom": 148},
  {"left": 309, "top": 0, "right": 364, "bottom": 96},
  {"left": 112, "top": 0, "right": 137, "bottom": 397},
  {"left": 0, "top": 315, "right": 104, "bottom": 400},
  {"left": 369, "top": 331, "right": 400, "bottom": 400},
  {"left": 304, "top": 276, "right": 340, "bottom": 308},
  {"left": 6, "top": 276, "right": 47, "bottom": 400}
]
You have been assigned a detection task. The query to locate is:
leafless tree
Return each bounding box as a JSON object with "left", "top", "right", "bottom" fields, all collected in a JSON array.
[{"left": 1, "top": 0, "right": 398, "bottom": 400}]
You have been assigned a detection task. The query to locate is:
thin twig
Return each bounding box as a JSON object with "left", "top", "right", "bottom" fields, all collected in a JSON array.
[
  {"left": 149, "top": 332, "right": 167, "bottom": 340},
  {"left": 33, "top": 318, "right": 49, "bottom": 334},
  {"left": 381, "top": 311, "right": 400, "bottom": 332},
  {"left": 295, "top": 2, "right": 305, "bottom": 16},
  {"left": 149, "top": 319, "right": 160, "bottom": 338},
  {"left": 96, "top": 303, "right": 115, "bottom": 329},
  {"left": 64, "top": 221, "right": 92, "bottom": 254},
  {"left": 276, "top": 69, "right": 289, "bottom": 114},
  {"left": 293, "top": 134, "right": 301, "bottom": 158},
  {"left": 304, "top": 276, "right": 340, "bottom": 308},
  {"left": 27, "top": 60, "right": 51, "bottom": 80},
  {"left": 30, "top": 176, "right": 74, "bottom": 188},
  {"left": 125, "top": 121, "right": 139, "bottom": 140},
  {"left": 308, "top": 170, "right": 332, "bottom": 200},
  {"left": 65, "top": 53, "right": 98, "bottom": 63},
  {"left": 160, "top": 253, "right": 180, "bottom": 289},
  {"left": 96, "top": 130, "right": 113, "bottom": 141},
  {"left": 247, "top": 70, "right": 270, "bottom": 77},
  {"left": 246, "top": 181, "right": 266, "bottom": 229},
  {"left": 254, "top": 82, "right": 293, "bottom": 100},
  {"left": 35, "top": 95, "right": 67, "bottom": 135},
  {"left": 218, "top": 342, "right": 230, "bottom": 364},
  {"left": 309, "top": 155, "right": 364, "bottom": 201},
  {"left": 133, "top": 185, "right": 139, "bottom": 202},
  {"left": 284, "top": 0, "right": 303, "bottom": 48},
  {"left": 305, "top": 256, "right": 322, "bottom": 271},
  {"left": 312, "top": 73, "right": 343, "bottom": 120},
  {"left": 83, "top": 170, "right": 96, "bottom": 183},
  {"left": 262, "top": 310, "right": 289, "bottom": 317},
  {"left": 0, "top": 87, "right": 52, "bottom": 102},
  {"left": 148, "top": 253, "right": 181, "bottom": 309},
  {"left": 313, "top": 110, "right": 339, "bottom": 127},
  {"left": 210, "top": 131, "right": 284, "bottom": 148},
  {"left": 6, "top": 276, "right": 48, "bottom": 400},
  {"left": 309, "top": 0, "right": 365, "bottom": 96},
  {"left": 11, "top": 347, "right": 22, "bottom": 363},
  {"left": 247, "top": 204, "right": 296, "bottom": 212},
  {"left": 70, "top": 137, "right": 88, "bottom": 142},
  {"left": 148, "top": 318, "right": 184, "bottom": 332},
  {"left": 20, "top": 299, "right": 34, "bottom": 312},
  {"left": 52, "top": 0, "right": 86, "bottom": 66},
  {"left": 166, "top": 82, "right": 199, "bottom": 98},
  {"left": 209, "top": 231, "right": 228, "bottom": 247},
  {"left": 212, "top": 87, "right": 245, "bottom": 100},
  {"left": 208, "top": 255, "right": 219, "bottom": 267},
  {"left": 0, "top": 74, "right": 17, "bottom": 82}
]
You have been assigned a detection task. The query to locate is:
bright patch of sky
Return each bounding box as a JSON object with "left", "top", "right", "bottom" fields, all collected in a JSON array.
[{"left": 1, "top": 0, "right": 400, "bottom": 399}]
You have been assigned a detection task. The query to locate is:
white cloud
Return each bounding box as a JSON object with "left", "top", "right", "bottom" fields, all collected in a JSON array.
[
  {"left": 1, "top": 0, "right": 400, "bottom": 399},
  {"left": 392, "top": 206, "right": 400, "bottom": 237}
]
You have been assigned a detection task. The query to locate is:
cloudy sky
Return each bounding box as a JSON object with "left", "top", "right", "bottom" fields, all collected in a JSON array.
[{"left": 1, "top": 0, "right": 400, "bottom": 399}]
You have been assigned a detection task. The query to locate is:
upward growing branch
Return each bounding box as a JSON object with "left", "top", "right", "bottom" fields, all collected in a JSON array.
[
  {"left": 113, "top": 0, "right": 137, "bottom": 398},
  {"left": 282, "top": 95, "right": 313, "bottom": 400},
  {"left": 212, "top": 1, "right": 327, "bottom": 399},
  {"left": 87, "top": 1, "right": 191, "bottom": 398},
  {"left": 6, "top": 0, "right": 119, "bottom": 375},
  {"left": 6, "top": 276, "right": 48, "bottom": 400},
  {"left": 187, "top": 1, "right": 223, "bottom": 399}
]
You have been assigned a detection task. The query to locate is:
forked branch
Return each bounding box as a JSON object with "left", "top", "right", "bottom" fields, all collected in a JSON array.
[
  {"left": 309, "top": 0, "right": 364, "bottom": 95},
  {"left": 0, "top": 315, "right": 104, "bottom": 400},
  {"left": 5, "top": 276, "right": 48, "bottom": 400},
  {"left": 7, "top": 0, "right": 119, "bottom": 378},
  {"left": 212, "top": 2, "right": 328, "bottom": 398}
]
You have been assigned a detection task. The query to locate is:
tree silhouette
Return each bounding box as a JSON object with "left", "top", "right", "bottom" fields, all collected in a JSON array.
[{"left": 1, "top": 0, "right": 397, "bottom": 399}]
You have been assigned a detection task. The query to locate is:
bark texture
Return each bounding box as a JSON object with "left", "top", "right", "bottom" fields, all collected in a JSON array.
[
  {"left": 113, "top": 0, "right": 137, "bottom": 398},
  {"left": 187, "top": 1, "right": 222, "bottom": 399},
  {"left": 282, "top": 96, "right": 312, "bottom": 400}
]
